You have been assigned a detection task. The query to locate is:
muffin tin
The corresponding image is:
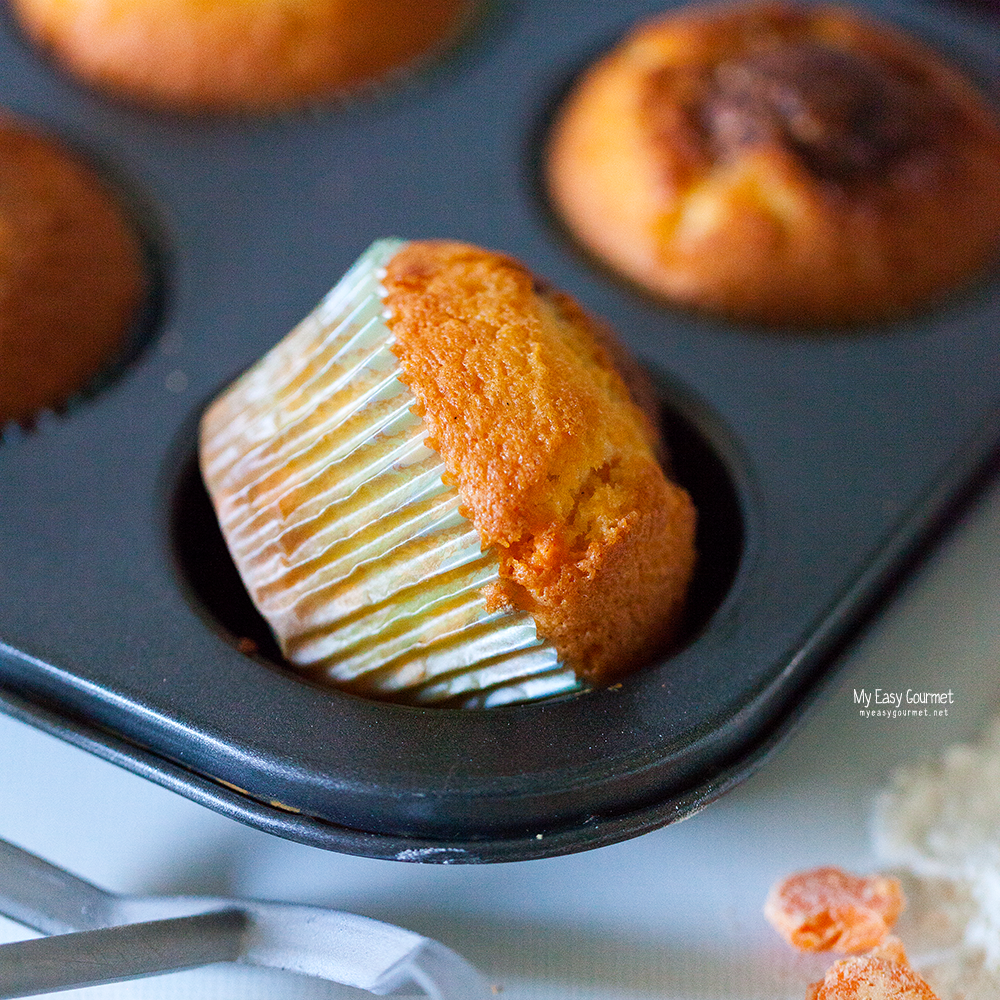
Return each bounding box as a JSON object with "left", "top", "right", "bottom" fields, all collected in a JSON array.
[{"left": 1, "top": 0, "right": 998, "bottom": 863}]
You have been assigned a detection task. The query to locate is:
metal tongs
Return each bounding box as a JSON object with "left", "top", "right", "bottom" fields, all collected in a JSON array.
[{"left": 0, "top": 836, "right": 491, "bottom": 998}]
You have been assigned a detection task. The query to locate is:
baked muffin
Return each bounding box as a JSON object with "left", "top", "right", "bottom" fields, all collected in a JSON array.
[
  {"left": 0, "top": 115, "right": 145, "bottom": 426},
  {"left": 10, "top": 0, "right": 474, "bottom": 113},
  {"left": 199, "top": 239, "right": 696, "bottom": 707},
  {"left": 545, "top": 1, "right": 1000, "bottom": 326}
]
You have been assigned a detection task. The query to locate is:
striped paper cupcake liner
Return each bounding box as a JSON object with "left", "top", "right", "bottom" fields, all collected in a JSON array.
[{"left": 200, "top": 239, "right": 581, "bottom": 707}]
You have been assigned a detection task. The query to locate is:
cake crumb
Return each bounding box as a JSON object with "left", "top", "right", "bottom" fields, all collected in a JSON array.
[
  {"left": 765, "top": 866, "right": 903, "bottom": 953},
  {"left": 806, "top": 937, "right": 940, "bottom": 999}
]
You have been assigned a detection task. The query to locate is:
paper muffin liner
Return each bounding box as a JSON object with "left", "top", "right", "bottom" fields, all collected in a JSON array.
[{"left": 200, "top": 239, "right": 582, "bottom": 708}]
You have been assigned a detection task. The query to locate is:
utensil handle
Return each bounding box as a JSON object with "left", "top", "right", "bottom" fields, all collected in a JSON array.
[
  {"left": 0, "top": 910, "right": 248, "bottom": 998},
  {"left": 0, "top": 838, "right": 115, "bottom": 934},
  {"left": 376, "top": 938, "right": 495, "bottom": 1000}
]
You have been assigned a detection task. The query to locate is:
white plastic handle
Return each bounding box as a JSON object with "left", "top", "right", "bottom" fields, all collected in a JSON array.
[{"left": 0, "top": 836, "right": 491, "bottom": 999}]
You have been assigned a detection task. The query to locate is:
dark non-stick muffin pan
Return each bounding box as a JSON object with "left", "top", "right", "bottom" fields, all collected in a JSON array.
[{"left": 1, "top": 0, "right": 998, "bottom": 863}]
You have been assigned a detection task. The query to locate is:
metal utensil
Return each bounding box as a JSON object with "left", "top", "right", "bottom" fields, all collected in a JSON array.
[{"left": 0, "top": 836, "right": 491, "bottom": 998}]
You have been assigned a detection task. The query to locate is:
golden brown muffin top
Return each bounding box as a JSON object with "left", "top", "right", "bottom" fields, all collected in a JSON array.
[
  {"left": 636, "top": 2, "right": 996, "bottom": 195},
  {"left": 0, "top": 117, "right": 145, "bottom": 425},
  {"left": 382, "top": 241, "right": 696, "bottom": 683},
  {"left": 545, "top": 0, "right": 1000, "bottom": 326},
  {"left": 11, "top": 0, "right": 473, "bottom": 113}
]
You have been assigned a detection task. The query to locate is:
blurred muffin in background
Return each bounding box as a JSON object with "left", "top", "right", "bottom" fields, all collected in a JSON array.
[
  {"left": 0, "top": 114, "right": 145, "bottom": 426},
  {"left": 10, "top": 0, "right": 475, "bottom": 113},
  {"left": 546, "top": 1, "right": 1000, "bottom": 326}
]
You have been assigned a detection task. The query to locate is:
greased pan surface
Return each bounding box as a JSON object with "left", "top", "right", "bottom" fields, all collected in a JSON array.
[{"left": 1, "top": 0, "right": 998, "bottom": 862}]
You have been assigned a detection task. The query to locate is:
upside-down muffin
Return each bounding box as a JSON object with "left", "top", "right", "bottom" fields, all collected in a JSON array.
[
  {"left": 546, "top": 2, "right": 1000, "bottom": 326},
  {"left": 10, "top": 0, "right": 474, "bottom": 113},
  {"left": 0, "top": 115, "right": 145, "bottom": 426},
  {"left": 199, "top": 239, "right": 697, "bottom": 707}
]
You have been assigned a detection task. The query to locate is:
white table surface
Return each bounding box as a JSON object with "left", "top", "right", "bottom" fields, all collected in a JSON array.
[{"left": 2, "top": 474, "right": 998, "bottom": 1000}]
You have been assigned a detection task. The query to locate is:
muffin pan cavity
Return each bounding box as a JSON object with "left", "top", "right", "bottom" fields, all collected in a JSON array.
[
  {"left": 167, "top": 370, "right": 745, "bottom": 698},
  {"left": 0, "top": 0, "right": 999, "bottom": 862}
]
